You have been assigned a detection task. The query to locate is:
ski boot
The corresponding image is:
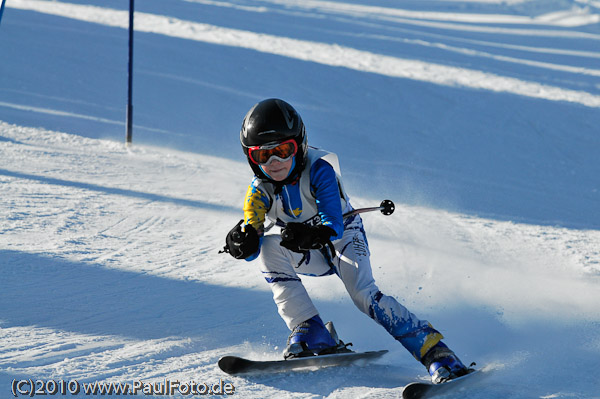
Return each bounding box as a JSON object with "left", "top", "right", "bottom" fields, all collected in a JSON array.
[
  {"left": 283, "top": 315, "right": 351, "bottom": 359},
  {"left": 421, "top": 342, "right": 470, "bottom": 384}
]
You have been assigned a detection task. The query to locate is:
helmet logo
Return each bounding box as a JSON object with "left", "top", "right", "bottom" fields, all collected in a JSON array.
[
  {"left": 257, "top": 130, "right": 277, "bottom": 136},
  {"left": 276, "top": 100, "right": 294, "bottom": 130}
]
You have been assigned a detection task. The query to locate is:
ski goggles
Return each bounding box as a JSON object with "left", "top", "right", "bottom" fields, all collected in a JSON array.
[{"left": 247, "top": 139, "right": 298, "bottom": 165}]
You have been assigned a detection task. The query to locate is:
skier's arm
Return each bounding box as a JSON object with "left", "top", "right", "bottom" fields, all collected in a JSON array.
[
  {"left": 310, "top": 159, "right": 344, "bottom": 240},
  {"left": 236, "top": 179, "right": 270, "bottom": 261},
  {"left": 243, "top": 179, "right": 270, "bottom": 231}
]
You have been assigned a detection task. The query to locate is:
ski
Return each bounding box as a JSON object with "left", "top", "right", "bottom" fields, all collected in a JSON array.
[
  {"left": 218, "top": 349, "right": 388, "bottom": 375},
  {"left": 402, "top": 368, "right": 482, "bottom": 399}
]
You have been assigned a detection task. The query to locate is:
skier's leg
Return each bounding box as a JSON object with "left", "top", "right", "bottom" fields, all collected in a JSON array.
[
  {"left": 334, "top": 225, "right": 443, "bottom": 362},
  {"left": 259, "top": 235, "right": 322, "bottom": 329},
  {"left": 334, "top": 224, "right": 469, "bottom": 381},
  {"left": 259, "top": 235, "right": 336, "bottom": 357}
]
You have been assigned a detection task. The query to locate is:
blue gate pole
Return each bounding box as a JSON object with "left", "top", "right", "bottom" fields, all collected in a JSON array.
[
  {"left": 126, "top": 0, "right": 134, "bottom": 144},
  {"left": 0, "top": 0, "right": 7, "bottom": 27}
]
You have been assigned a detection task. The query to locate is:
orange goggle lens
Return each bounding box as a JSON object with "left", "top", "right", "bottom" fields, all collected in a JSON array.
[{"left": 248, "top": 139, "right": 298, "bottom": 165}]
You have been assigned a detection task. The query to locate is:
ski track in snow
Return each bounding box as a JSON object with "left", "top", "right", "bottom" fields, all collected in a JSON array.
[
  {"left": 7, "top": 0, "right": 600, "bottom": 108},
  {"left": 1, "top": 0, "right": 600, "bottom": 398}
]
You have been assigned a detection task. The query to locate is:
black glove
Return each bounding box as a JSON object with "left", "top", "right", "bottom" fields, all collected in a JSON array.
[
  {"left": 280, "top": 223, "right": 336, "bottom": 258},
  {"left": 222, "top": 220, "right": 260, "bottom": 259}
]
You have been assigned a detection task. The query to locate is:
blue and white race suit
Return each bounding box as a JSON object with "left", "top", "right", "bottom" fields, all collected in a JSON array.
[{"left": 242, "top": 147, "right": 443, "bottom": 361}]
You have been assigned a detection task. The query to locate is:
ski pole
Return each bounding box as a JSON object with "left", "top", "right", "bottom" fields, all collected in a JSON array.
[
  {"left": 222, "top": 199, "right": 396, "bottom": 254},
  {"left": 265, "top": 199, "right": 395, "bottom": 233},
  {"left": 342, "top": 199, "right": 395, "bottom": 218}
]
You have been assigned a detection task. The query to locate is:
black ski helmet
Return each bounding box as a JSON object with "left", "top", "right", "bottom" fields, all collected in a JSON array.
[{"left": 240, "top": 98, "right": 307, "bottom": 183}]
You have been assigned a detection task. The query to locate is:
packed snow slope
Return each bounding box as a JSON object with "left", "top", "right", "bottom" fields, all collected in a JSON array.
[{"left": 1, "top": 0, "right": 599, "bottom": 398}]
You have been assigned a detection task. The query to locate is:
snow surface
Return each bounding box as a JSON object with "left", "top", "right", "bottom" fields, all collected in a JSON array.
[{"left": 1, "top": 0, "right": 599, "bottom": 398}]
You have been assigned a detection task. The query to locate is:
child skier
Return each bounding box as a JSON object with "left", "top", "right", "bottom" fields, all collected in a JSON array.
[{"left": 222, "top": 98, "right": 469, "bottom": 383}]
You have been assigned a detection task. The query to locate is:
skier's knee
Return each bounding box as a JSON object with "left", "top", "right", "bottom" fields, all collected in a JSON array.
[{"left": 349, "top": 286, "right": 381, "bottom": 315}]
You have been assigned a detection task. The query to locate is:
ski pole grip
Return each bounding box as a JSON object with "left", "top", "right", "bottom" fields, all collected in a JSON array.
[
  {"left": 231, "top": 219, "right": 245, "bottom": 243},
  {"left": 380, "top": 199, "right": 395, "bottom": 215},
  {"left": 281, "top": 228, "right": 294, "bottom": 242}
]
